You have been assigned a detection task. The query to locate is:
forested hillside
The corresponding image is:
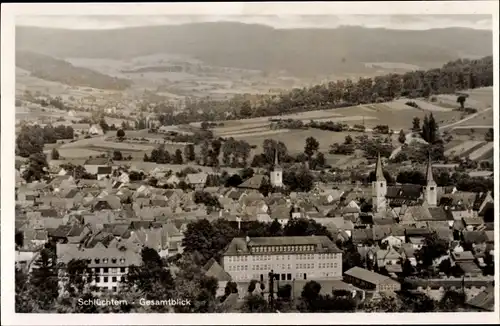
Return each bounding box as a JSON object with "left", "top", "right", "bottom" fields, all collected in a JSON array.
[
  {"left": 16, "top": 51, "right": 132, "bottom": 90},
  {"left": 153, "top": 56, "right": 494, "bottom": 125}
]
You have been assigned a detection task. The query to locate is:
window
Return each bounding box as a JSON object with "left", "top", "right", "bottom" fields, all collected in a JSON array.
[
  {"left": 95, "top": 258, "right": 100, "bottom": 264},
  {"left": 303, "top": 273, "right": 307, "bottom": 280},
  {"left": 287, "top": 273, "right": 292, "bottom": 281},
  {"left": 112, "top": 277, "right": 117, "bottom": 282},
  {"left": 104, "top": 277, "right": 109, "bottom": 283},
  {"left": 112, "top": 286, "right": 117, "bottom": 292},
  {"left": 96, "top": 276, "right": 101, "bottom": 283},
  {"left": 111, "top": 258, "right": 117, "bottom": 264},
  {"left": 103, "top": 258, "right": 108, "bottom": 264},
  {"left": 103, "top": 267, "right": 109, "bottom": 273},
  {"left": 281, "top": 273, "right": 286, "bottom": 280},
  {"left": 120, "top": 267, "right": 125, "bottom": 273},
  {"left": 380, "top": 183, "right": 383, "bottom": 187},
  {"left": 260, "top": 274, "right": 264, "bottom": 282},
  {"left": 430, "top": 187, "right": 435, "bottom": 191}
]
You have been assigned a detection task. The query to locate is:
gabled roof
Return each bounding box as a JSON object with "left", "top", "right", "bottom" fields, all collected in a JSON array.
[
  {"left": 238, "top": 174, "right": 269, "bottom": 190},
  {"left": 203, "top": 258, "right": 232, "bottom": 282}
]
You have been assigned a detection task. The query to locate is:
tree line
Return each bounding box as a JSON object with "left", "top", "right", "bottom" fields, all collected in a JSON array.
[{"left": 148, "top": 56, "right": 492, "bottom": 126}]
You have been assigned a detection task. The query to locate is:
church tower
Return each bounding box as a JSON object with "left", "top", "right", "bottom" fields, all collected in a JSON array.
[
  {"left": 425, "top": 153, "right": 437, "bottom": 207},
  {"left": 270, "top": 148, "right": 283, "bottom": 187},
  {"left": 372, "top": 153, "right": 387, "bottom": 212}
]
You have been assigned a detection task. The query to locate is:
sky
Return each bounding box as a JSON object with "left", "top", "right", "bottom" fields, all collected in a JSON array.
[{"left": 16, "top": 14, "right": 493, "bottom": 30}]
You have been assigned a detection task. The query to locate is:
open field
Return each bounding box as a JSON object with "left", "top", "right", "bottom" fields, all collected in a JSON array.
[
  {"left": 468, "top": 142, "right": 493, "bottom": 160},
  {"left": 444, "top": 141, "right": 485, "bottom": 157}
]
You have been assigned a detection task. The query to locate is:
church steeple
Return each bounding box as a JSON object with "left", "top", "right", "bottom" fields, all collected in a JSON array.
[
  {"left": 425, "top": 152, "right": 437, "bottom": 207},
  {"left": 270, "top": 147, "right": 283, "bottom": 187},
  {"left": 375, "top": 152, "right": 385, "bottom": 181},
  {"left": 372, "top": 152, "right": 387, "bottom": 213},
  {"left": 274, "top": 148, "right": 281, "bottom": 169},
  {"left": 426, "top": 153, "right": 435, "bottom": 184}
]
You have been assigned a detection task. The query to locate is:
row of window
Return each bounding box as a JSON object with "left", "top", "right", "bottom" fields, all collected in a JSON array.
[
  {"left": 228, "top": 265, "right": 249, "bottom": 271},
  {"left": 94, "top": 276, "right": 124, "bottom": 283},
  {"left": 296, "top": 263, "right": 315, "bottom": 269},
  {"left": 319, "top": 262, "right": 338, "bottom": 269},
  {"left": 89, "top": 258, "right": 126, "bottom": 264},
  {"left": 251, "top": 245, "right": 316, "bottom": 253},
  {"left": 227, "top": 253, "right": 339, "bottom": 263},
  {"left": 95, "top": 267, "right": 126, "bottom": 274}
]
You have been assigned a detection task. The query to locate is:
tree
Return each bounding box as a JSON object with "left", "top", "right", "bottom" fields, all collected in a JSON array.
[
  {"left": 485, "top": 128, "right": 493, "bottom": 142},
  {"left": 99, "top": 118, "right": 109, "bottom": 133},
  {"left": 284, "top": 218, "right": 331, "bottom": 238},
  {"left": 28, "top": 247, "right": 59, "bottom": 311},
  {"left": 301, "top": 280, "right": 322, "bottom": 311},
  {"left": 225, "top": 174, "right": 243, "bottom": 188},
  {"left": 398, "top": 129, "right": 406, "bottom": 144},
  {"left": 439, "top": 290, "right": 466, "bottom": 312},
  {"left": 248, "top": 280, "right": 258, "bottom": 293},
  {"left": 22, "top": 152, "right": 48, "bottom": 183},
  {"left": 241, "top": 294, "right": 271, "bottom": 313},
  {"left": 126, "top": 248, "right": 175, "bottom": 312},
  {"left": 362, "top": 293, "right": 402, "bottom": 312},
  {"left": 184, "top": 144, "right": 196, "bottom": 162},
  {"left": 304, "top": 137, "right": 320, "bottom": 158},
  {"left": 51, "top": 148, "right": 60, "bottom": 160},
  {"left": 283, "top": 168, "right": 314, "bottom": 192},
  {"left": 277, "top": 284, "right": 292, "bottom": 301},
  {"left": 173, "top": 149, "right": 184, "bottom": 164},
  {"left": 412, "top": 117, "right": 421, "bottom": 131},
  {"left": 416, "top": 233, "right": 449, "bottom": 267},
  {"left": 116, "top": 129, "right": 125, "bottom": 140},
  {"left": 457, "top": 94, "right": 467, "bottom": 109},
  {"left": 112, "top": 150, "right": 123, "bottom": 161},
  {"left": 16, "top": 125, "right": 45, "bottom": 157}
]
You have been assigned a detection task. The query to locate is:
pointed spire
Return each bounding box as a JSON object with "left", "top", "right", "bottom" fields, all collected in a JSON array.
[
  {"left": 274, "top": 147, "right": 281, "bottom": 169},
  {"left": 375, "top": 152, "right": 385, "bottom": 181},
  {"left": 426, "top": 152, "right": 435, "bottom": 184}
]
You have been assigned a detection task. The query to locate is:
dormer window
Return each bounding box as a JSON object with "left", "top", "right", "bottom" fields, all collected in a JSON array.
[
  {"left": 103, "top": 258, "right": 108, "bottom": 264},
  {"left": 111, "top": 258, "right": 117, "bottom": 264},
  {"left": 120, "top": 258, "right": 125, "bottom": 264},
  {"left": 95, "top": 258, "right": 100, "bottom": 264}
]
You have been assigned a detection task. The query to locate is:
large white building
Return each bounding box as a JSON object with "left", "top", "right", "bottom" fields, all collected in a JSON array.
[
  {"left": 222, "top": 236, "right": 343, "bottom": 283},
  {"left": 57, "top": 243, "right": 141, "bottom": 294}
]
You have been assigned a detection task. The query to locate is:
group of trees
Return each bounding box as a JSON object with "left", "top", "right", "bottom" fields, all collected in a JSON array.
[
  {"left": 16, "top": 124, "right": 73, "bottom": 157},
  {"left": 144, "top": 145, "right": 184, "bottom": 165}
]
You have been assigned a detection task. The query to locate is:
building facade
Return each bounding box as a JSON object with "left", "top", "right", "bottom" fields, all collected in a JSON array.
[
  {"left": 222, "top": 236, "right": 343, "bottom": 282},
  {"left": 270, "top": 149, "right": 283, "bottom": 188}
]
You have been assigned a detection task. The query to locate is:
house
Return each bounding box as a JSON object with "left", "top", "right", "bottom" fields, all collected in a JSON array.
[
  {"left": 185, "top": 173, "right": 208, "bottom": 189},
  {"left": 89, "top": 124, "right": 104, "bottom": 136},
  {"left": 203, "top": 258, "right": 232, "bottom": 297},
  {"left": 400, "top": 244, "right": 417, "bottom": 266},
  {"left": 84, "top": 157, "right": 113, "bottom": 175},
  {"left": 381, "top": 235, "right": 404, "bottom": 248},
  {"left": 375, "top": 246, "right": 402, "bottom": 269},
  {"left": 344, "top": 267, "right": 401, "bottom": 293},
  {"left": 450, "top": 251, "right": 482, "bottom": 277}
]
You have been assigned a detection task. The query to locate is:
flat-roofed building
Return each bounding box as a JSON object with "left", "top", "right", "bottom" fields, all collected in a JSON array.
[
  {"left": 222, "top": 236, "right": 343, "bottom": 282},
  {"left": 344, "top": 266, "right": 401, "bottom": 293}
]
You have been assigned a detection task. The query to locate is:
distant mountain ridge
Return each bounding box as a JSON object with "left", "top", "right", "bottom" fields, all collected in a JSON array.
[{"left": 16, "top": 22, "right": 493, "bottom": 77}]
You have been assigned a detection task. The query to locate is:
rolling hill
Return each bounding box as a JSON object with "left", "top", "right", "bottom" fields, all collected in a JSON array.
[
  {"left": 16, "top": 23, "right": 493, "bottom": 77},
  {"left": 16, "top": 51, "right": 133, "bottom": 90}
]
